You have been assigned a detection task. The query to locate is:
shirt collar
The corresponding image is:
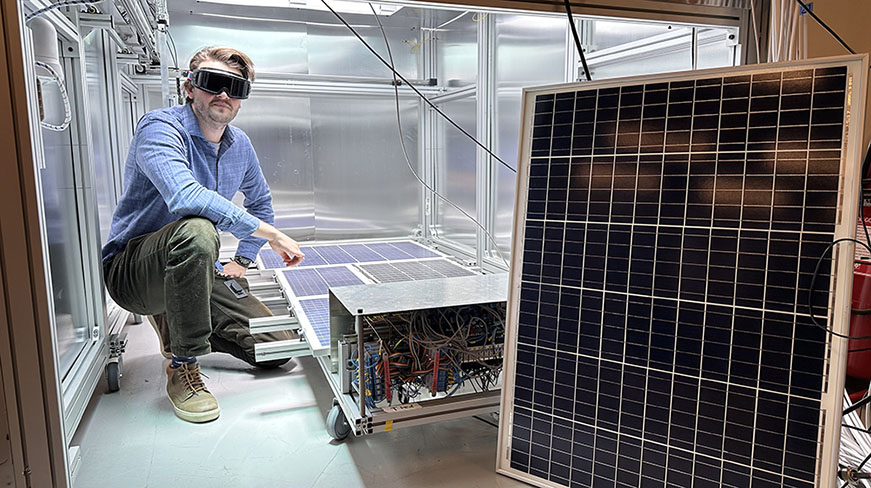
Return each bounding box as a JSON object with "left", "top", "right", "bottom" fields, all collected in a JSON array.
[{"left": 179, "top": 104, "right": 237, "bottom": 146}]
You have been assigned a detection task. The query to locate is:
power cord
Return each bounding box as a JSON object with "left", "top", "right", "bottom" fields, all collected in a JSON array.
[
  {"left": 561, "top": 0, "right": 591, "bottom": 82},
  {"left": 368, "top": 3, "right": 511, "bottom": 270},
  {"left": 808, "top": 238, "right": 871, "bottom": 340},
  {"left": 792, "top": 0, "right": 856, "bottom": 55}
]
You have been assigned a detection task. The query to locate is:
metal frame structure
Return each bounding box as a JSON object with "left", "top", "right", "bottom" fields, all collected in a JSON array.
[
  {"left": 495, "top": 54, "right": 869, "bottom": 488},
  {"left": 422, "top": 9, "right": 745, "bottom": 275}
]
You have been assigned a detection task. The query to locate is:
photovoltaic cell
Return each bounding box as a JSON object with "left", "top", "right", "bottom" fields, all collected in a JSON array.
[
  {"left": 296, "top": 246, "right": 328, "bottom": 267},
  {"left": 358, "top": 258, "right": 475, "bottom": 283},
  {"left": 339, "top": 244, "right": 387, "bottom": 262},
  {"left": 317, "top": 266, "right": 364, "bottom": 288},
  {"left": 365, "top": 242, "right": 415, "bottom": 260},
  {"left": 258, "top": 249, "right": 286, "bottom": 269},
  {"left": 312, "top": 245, "right": 358, "bottom": 264},
  {"left": 501, "top": 61, "right": 864, "bottom": 488},
  {"left": 298, "top": 297, "right": 330, "bottom": 345},
  {"left": 281, "top": 268, "right": 329, "bottom": 297},
  {"left": 390, "top": 241, "right": 441, "bottom": 258}
]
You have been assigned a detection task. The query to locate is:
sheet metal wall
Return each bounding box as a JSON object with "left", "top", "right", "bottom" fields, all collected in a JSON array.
[
  {"left": 493, "top": 14, "right": 568, "bottom": 256},
  {"left": 157, "top": 2, "right": 425, "bottom": 241},
  {"left": 434, "top": 12, "right": 478, "bottom": 248}
]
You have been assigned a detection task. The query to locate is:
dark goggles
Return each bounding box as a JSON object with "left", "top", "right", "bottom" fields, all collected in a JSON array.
[{"left": 188, "top": 68, "right": 251, "bottom": 99}]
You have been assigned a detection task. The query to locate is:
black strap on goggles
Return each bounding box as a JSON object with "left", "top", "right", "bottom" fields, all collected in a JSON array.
[{"left": 188, "top": 68, "right": 251, "bottom": 99}]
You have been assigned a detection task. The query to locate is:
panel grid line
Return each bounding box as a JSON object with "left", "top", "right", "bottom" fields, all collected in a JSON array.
[{"left": 506, "top": 63, "right": 855, "bottom": 488}]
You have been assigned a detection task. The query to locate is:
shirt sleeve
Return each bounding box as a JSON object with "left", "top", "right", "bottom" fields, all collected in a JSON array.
[
  {"left": 235, "top": 142, "right": 274, "bottom": 260},
  {"left": 134, "top": 116, "right": 260, "bottom": 239}
]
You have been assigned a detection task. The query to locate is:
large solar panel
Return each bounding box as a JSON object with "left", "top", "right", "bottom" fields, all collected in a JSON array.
[{"left": 498, "top": 58, "right": 867, "bottom": 488}]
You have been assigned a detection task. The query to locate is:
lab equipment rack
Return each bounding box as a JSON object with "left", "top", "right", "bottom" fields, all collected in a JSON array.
[{"left": 246, "top": 238, "right": 508, "bottom": 440}]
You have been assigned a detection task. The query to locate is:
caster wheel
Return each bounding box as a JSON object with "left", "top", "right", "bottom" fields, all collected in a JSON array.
[
  {"left": 106, "top": 358, "right": 122, "bottom": 392},
  {"left": 326, "top": 403, "right": 351, "bottom": 441}
]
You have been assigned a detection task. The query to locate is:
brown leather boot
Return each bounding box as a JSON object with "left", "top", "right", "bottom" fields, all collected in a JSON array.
[{"left": 165, "top": 362, "right": 220, "bottom": 423}]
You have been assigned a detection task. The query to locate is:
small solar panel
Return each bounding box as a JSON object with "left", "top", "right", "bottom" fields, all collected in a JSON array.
[
  {"left": 313, "top": 245, "right": 358, "bottom": 264},
  {"left": 358, "top": 262, "right": 412, "bottom": 283},
  {"left": 420, "top": 259, "right": 476, "bottom": 278},
  {"left": 317, "top": 266, "right": 364, "bottom": 288},
  {"left": 258, "top": 249, "right": 286, "bottom": 269},
  {"left": 339, "top": 244, "right": 386, "bottom": 262},
  {"left": 297, "top": 297, "right": 330, "bottom": 345},
  {"left": 359, "top": 258, "right": 476, "bottom": 283},
  {"left": 281, "top": 268, "right": 329, "bottom": 297},
  {"left": 498, "top": 58, "right": 867, "bottom": 488},
  {"left": 365, "top": 243, "right": 414, "bottom": 260},
  {"left": 296, "top": 246, "right": 328, "bottom": 267},
  {"left": 390, "top": 241, "right": 441, "bottom": 258},
  {"left": 389, "top": 261, "right": 444, "bottom": 280}
]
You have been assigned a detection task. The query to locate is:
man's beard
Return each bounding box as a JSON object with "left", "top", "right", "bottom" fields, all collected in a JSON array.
[{"left": 195, "top": 98, "right": 237, "bottom": 125}]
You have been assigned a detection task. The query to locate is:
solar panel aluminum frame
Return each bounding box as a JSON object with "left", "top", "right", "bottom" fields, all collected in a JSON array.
[
  {"left": 274, "top": 264, "right": 374, "bottom": 356},
  {"left": 496, "top": 55, "right": 868, "bottom": 488}
]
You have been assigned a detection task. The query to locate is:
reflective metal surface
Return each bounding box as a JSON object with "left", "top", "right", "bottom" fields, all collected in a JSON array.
[
  {"left": 493, "top": 13, "right": 567, "bottom": 256},
  {"left": 304, "top": 9, "right": 421, "bottom": 78},
  {"left": 436, "top": 96, "right": 477, "bottom": 249},
  {"left": 308, "top": 95, "right": 420, "bottom": 239},
  {"left": 84, "top": 32, "right": 116, "bottom": 245},
  {"left": 435, "top": 10, "right": 478, "bottom": 88},
  {"left": 39, "top": 67, "right": 90, "bottom": 378},
  {"left": 168, "top": 3, "right": 309, "bottom": 74},
  {"left": 230, "top": 93, "right": 316, "bottom": 238}
]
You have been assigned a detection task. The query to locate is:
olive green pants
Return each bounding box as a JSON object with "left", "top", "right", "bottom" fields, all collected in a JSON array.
[{"left": 103, "top": 217, "right": 291, "bottom": 367}]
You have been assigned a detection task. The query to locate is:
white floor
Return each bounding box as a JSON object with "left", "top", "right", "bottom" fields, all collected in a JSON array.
[{"left": 71, "top": 318, "right": 528, "bottom": 488}]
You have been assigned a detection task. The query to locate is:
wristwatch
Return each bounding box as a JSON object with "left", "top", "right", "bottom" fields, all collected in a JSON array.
[{"left": 233, "top": 255, "right": 253, "bottom": 267}]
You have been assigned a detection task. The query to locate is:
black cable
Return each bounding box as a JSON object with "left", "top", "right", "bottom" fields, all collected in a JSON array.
[
  {"left": 792, "top": 0, "right": 856, "bottom": 55},
  {"left": 368, "top": 3, "right": 511, "bottom": 269},
  {"left": 808, "top": 238, "right": 871, "bottom": 340},
  {"left": 562, "top": 0, "right": 591, "bottom": 82},
  {"left": 319, "top": 0, "right": 516, "bottom": 174}
]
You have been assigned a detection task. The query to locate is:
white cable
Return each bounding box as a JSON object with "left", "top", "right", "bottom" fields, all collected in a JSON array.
[
  {"left": 749, "top": 0, "right": 762, "bottom": 62},
  {"left": 25, "top": 0, "right": 104, "bottom": 21},
  {"left": 35, "top": 61, "right": 71, "bottom": 131},
  {"left": 367, "top": 3, "right": 511, "bottom": 270}
]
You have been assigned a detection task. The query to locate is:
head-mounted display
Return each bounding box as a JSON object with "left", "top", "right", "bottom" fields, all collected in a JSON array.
[{"left": 188, "top": 67, "right": 251, "bottom": 99}]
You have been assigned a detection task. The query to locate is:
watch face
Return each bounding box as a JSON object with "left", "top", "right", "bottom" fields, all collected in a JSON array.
[{"left": 235, "top": 256, "right": 253, "bottom": 267}]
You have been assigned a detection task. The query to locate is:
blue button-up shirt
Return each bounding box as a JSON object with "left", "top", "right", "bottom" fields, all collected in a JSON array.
[{"left": 101, "top": 104, "right": 273, "bottom": 263}]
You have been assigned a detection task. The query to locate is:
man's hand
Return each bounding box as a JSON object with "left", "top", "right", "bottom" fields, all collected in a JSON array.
[
  {"left": 221, "top": 261, "right": 248, "bottom": 278},
  {"left": 253, "top": 221, "right": 305, "bottom": 267},
  {"left": 268, "top": 233, "right": 305, "bottom": 267}
]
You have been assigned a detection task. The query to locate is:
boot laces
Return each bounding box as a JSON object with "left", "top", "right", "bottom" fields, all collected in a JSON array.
[{"left": 179, "top": 363, "right": 209, "bottom": 397}]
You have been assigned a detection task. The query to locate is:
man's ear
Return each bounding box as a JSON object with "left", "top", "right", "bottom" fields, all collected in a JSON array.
[{"left": 183, "top": 80, "right": 193, "bottom": 99}]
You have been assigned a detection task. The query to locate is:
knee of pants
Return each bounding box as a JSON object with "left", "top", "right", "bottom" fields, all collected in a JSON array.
[{"left": 170, "top": 217, "right": 219, "bottom": 260}]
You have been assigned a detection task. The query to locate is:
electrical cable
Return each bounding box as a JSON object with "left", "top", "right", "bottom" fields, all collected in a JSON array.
[
  {"left": 808, "top": 238, "right": 871, "bottom": 340},
  {"left": 320, "top": 0, "right": 516, "bottom": 175},
  {"left": 25, "top": 0, "right": 103, "bottom": 21},
  {"left": 368, "top": 3, "right": 511, "bottom": 270},
  {"left": 792, "top": 0, "right": 856, "bottom": 55},
  {"left": 561, "top": 0, "right": 591, "bottom": 82},
  {"left": 749, "top": 0, "right": 762, "bottom": 63},
  {"left": 35, "top": 61, "right": 71, "bottom": 131}
]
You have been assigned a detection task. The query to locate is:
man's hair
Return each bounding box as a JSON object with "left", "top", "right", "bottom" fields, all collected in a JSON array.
[{"left": 184, "top": 46, "right": 255, "bottom": 104}]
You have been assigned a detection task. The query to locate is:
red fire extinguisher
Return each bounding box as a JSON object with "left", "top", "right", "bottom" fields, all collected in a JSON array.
[{"left": 847, "top": 206, "right": 871, "bottom": 402}]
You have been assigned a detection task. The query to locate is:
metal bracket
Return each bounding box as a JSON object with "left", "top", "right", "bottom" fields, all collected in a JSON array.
[
  {"left": 108, "top": 332, "right": 128, "bottom": 359},
  {"left": 78, "top": 13, "right": 124, "bottom": 47}
]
